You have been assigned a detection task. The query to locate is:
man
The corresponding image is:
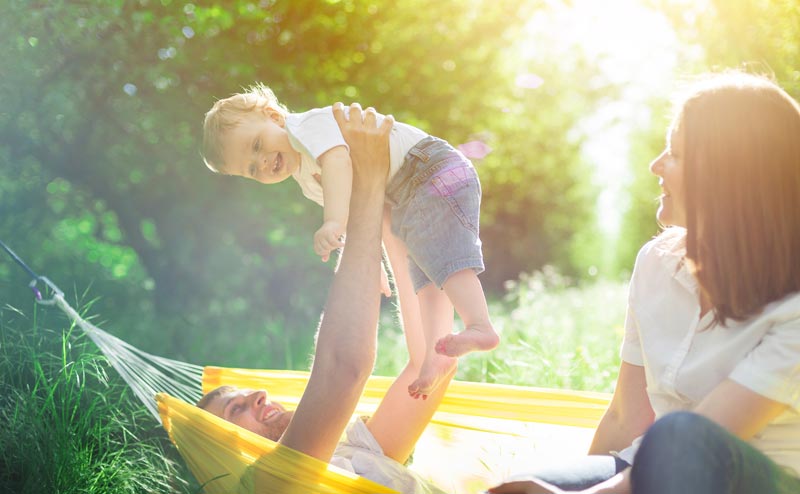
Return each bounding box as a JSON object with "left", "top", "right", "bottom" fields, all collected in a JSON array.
[{"left": 198, "top": 103, "right": 452, "bottom": 493}]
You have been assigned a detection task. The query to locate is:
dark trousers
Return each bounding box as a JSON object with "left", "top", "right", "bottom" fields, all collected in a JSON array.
[
  {"left": 631, "top": 411, "right": 800, "bottom": 494},
  {"left": 532, "top": 412, "right": 800, "bottom": 494}
]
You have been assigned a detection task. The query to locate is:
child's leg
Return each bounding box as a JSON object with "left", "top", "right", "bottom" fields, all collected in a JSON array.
[
  {"left": 407, "top": 283, "right": 459, "bottom": 399},
  {"left": 381, "top": 207, "right": 425, "bottom": 368},
  {"left": 365, "top": 208, "right": 456, "bottom": 463},
  {"left": 435, "top": 269, "right": 499, "bottom": 358}
]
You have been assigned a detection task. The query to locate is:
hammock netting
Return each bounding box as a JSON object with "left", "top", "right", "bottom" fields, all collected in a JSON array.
[{"left": 52, "top": 289, "right": 610, "bottom": 494}]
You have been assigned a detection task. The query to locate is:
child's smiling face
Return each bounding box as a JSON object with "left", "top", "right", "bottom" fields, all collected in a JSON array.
[{"left": 222, "top": 107, "right": 301, "bottom": 184}]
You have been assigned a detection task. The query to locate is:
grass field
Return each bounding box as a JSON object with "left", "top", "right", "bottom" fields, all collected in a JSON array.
[
  {"left": 0, "top": 303, "right": 191, "bottom": 494},
  {"left": 376, "top": 268, "right": 627, "bottom": 394}
]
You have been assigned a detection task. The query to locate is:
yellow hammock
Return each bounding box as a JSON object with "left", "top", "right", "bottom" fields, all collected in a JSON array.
[
  {"left": 157, "top": 367, "right": 610, "bottom": 494},
  {"left": 43, "top": 290, "right": 610, "bottom": 494}
]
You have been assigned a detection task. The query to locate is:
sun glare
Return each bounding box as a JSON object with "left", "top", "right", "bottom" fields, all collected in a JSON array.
[{"left": 521, "top": 0, "right": 685, "bottom": 241}]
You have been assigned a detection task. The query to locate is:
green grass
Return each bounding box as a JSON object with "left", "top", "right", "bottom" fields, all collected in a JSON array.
[
  {"left": 0, "top": 302, "right": 190, "bottom": 494},
  {"left": 376, "top": 268, "right": 628, "bottom": 393}
]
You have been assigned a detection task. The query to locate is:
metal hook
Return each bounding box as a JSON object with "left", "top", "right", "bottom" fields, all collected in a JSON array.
[{"left": 30, "top": 276, "right": 64, "bottom": 306}]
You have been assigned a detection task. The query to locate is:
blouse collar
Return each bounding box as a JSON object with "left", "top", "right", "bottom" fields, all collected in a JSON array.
[{"left": 651, "top": 228, "right": 698, "bottom": 293}]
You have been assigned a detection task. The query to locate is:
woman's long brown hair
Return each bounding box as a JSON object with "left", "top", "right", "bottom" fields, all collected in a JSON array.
[{"left": 680, "top": 72, "right": 800, "bottom": 325}]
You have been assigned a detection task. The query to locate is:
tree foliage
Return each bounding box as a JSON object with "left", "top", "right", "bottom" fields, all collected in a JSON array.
[
  {"left": 1, "top": 0, "right": 608, "bottom": 366},
  {"left": 616, "top": 0, "right": 800, "bottom": 274}
]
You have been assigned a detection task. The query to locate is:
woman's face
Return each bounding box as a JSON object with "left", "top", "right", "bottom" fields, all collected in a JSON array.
[{"left": 650, "top": 123, "right": 687, "bottom": 228}]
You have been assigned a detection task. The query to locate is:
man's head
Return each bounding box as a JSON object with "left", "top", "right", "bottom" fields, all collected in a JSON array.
[
  {"left": 202, "top": 83, "right": 301, "bottom": 183},
  {"left": 197, "top": 386, "right": 294, "bottom": 441}
]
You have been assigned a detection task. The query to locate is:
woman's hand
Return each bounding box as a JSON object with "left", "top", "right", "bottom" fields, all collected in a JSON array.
[
  {"left": 488, "top": 470, "right": 632, "bottom": 494},
  {"left": 487, "top": 477, "right": 566, "bottom": 494}
]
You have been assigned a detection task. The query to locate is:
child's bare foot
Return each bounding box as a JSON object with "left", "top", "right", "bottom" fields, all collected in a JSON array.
[
  {"left": 435, "top": 325, "right": 499, "bottom": 358},
  {"left": 407, "top": 354, "right": 457, "bottom": 400}
]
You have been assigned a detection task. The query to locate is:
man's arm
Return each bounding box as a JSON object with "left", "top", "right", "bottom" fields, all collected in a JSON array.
[{"left": 279, "top": 103, "right": 393, "bottom": 461}]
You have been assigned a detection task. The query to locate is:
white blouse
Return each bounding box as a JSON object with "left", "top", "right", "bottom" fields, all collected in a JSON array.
[{"left": 618, "top": 228, "right": 800, "bottom": 473}]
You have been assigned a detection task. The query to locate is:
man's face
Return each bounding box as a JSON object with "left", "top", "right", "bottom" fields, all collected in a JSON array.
[
  {"left": 204, "top": 388, "right": 294, "bottom": 441},
  {"left": 222, "top": 109, "right": 301, "bottom": 184}
]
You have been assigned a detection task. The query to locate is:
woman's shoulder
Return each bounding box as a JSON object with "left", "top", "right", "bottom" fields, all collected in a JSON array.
[
  {"left": 758, "top": 290, "right": 800, "bottom": 325},
  {"left": 627, "top": 228, "right": 687, "bottom": 298},
  {"left": 634, "top": 227, "right": 686, "bottom": 268}
]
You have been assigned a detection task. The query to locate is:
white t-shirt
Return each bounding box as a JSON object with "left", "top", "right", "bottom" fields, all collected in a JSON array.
[
  {"left": 285, "top": 106, "right": 428, "bottom": 207},
  {"left": 617, "top": 228, "right": 800, "bottom": 472},
  {"left": 331, "top": 417, "right": 447, "bottom": 494}
]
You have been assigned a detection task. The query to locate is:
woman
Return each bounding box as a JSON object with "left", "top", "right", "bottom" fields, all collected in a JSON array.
[{"left": 490, "top": 70, "right": 800, "bottom": 494}]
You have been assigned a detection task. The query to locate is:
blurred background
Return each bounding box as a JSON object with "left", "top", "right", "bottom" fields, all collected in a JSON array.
[{"left": 1, "top": 0, "right": 799, "bottom": 377}]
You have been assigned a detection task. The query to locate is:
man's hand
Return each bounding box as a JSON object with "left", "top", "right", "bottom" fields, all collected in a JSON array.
[
  {"left": 332, "top": 102, "right": 393, "bottom": 188},
  {"left": 314, "top": 221, "right": 345, "bottom": 262}
]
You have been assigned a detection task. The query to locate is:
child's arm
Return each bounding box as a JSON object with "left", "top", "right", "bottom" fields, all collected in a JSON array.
[{"left": 314, "top": 145, "right": 352, "bottom": 262}]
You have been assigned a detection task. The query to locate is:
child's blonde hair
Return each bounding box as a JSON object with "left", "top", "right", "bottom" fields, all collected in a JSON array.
[{"left": 202, "top": 83, "right": 289, "bottom": 173}]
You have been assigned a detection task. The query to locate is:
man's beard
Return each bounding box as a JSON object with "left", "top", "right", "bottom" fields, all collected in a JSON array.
[{"left": 265, "top": 410, "right": 294, "bottom": 441}]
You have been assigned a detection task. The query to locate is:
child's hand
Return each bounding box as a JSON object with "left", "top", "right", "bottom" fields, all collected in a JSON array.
[
  {"left": 380, "top": 263, "right": 392, "bottom": 297},
  {"left": 314, "top": 221, "right": 345, "bottom": 262}
]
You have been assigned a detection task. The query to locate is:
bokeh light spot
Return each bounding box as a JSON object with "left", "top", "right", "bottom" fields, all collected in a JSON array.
[
  {"left": 458, "top": 140, "right": 492, "bottom": 160},
  {"left": 515, "top": 73, "right": 544, "bottom": 89}
]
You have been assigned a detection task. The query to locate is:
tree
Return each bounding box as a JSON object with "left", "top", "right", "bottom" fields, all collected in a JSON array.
[{"left": 616, "top": 0, "right": 800, "bottom": 276}]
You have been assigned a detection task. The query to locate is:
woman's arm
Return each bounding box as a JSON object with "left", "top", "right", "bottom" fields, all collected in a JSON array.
[
  {"left": 487, "top": 363, "right": 650, "bottom": 494},
  {"left": 589, "top": 361, "right": 654, "bottom": 455},
  {"left": 694, "top": 379, "right": 788, "bottom": 440}
]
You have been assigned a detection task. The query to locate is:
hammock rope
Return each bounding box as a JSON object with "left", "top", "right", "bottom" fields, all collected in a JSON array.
[
  {"left": 54, "top": 292, "right": 205, "bottom": 423},
  {"left": 1, "top": 239, "right": 203, "bottom": 423}
]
